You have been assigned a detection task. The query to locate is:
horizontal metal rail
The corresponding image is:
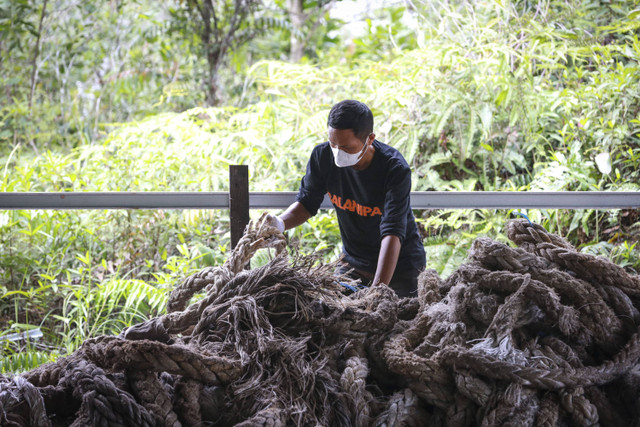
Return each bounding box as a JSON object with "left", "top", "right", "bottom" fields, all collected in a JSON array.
[{"left": 1, "top": 191, "right": 639, "bottom": 210}]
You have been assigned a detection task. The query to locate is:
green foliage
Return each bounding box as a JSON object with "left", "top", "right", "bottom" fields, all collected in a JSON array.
[
  {"left": 289, "top": 211, "right": 342, "bottom": 259},
  {"left": 347, "top": 5, "right": 420, "bottom": 61},
  {"left": 582, "top": 239, "right": 640, "bottom": 270},
  {"left": 0, "top": 0, "right": 202, "bottom": 152},
  {"left": 419, "top": 208, "right": 511, "bottom": 276},
  {"left": 0, "top": 1, "right": 38, "bottom": 52},
  {"left": 53, "top": 277, "right": 167, "bottom": 352},
  {"left": 0, "top": 349, "right": 58, "bottom": 374},
  {"left": 1, "top": 0, "right": 639, "bottom": 372},
  {"left": 170, "top": 0, "right": 283, "bottom": 105}
]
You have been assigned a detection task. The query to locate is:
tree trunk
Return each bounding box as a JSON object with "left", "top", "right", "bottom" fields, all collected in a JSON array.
[
  {"left": 185, "top": 0, "right": 258, "bottom": 105},
  {"left": 29, "top": 0, "right": 48, "bottom": 111},
  {"left": 289, "top": 0, "right": 304, "bottom": 62},
  {"left": 206, "top": 50, "right": 221, "bottom": 105}
]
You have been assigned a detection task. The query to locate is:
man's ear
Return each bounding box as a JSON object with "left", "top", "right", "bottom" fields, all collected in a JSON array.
[{"left": 368, "top": 133, "right": 375, "bottom": 144}]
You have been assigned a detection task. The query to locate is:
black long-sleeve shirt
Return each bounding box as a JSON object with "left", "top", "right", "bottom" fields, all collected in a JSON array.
[{"left": 296, "top": 140, "right": 426, "bottom": 274}]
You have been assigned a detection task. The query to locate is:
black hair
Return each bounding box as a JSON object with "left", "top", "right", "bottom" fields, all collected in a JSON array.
[{"left": 327, "top": 100, "right": 374, "bottom": 141}]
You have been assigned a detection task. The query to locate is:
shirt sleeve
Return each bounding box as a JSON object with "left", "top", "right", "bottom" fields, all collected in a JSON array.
[
  {"left": 379, "top": 161, "right": 411, "bottom": 243},
  {"left": 295, "top": 144, "right": 329, "bottom": 216}
]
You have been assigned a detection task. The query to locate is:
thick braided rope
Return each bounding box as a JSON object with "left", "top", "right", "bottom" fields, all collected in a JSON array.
[
  {"left": 8, "top": 217, "right": 640, "bottom": 425},
  {"left": 321, "top": 284, "right": 399, "bottom": 336},
  {"left": 167, "top": 266, "right": 232, "bottom": 313},
  {"left": 440, "top": 322, "right": 640, "bottom": 389},
  {"left": 559, "top": 387, "right": 599, "bottom": 426},
  {"left": 597, "top": 285, "right": 640, "bottom": 334},
  {"left": 381, "top": 313, "right": 455, "bottom": 408},
  {"left": 507, "top": 219, "right": 640, "bottom": 295},
  {"left": 585, "top": 386, "right": 628, "bottom": 426},
  {"left": 130, "top": 249, "right": 263, "bottom": 340},
  {"left": 227, "top": 213, "right": 287, "bottom": 272},
  {"left": 374, "top": 388, "right": 430, "bottom": 426},
  {"left": 78, "top": 336, "right": 242, "bottom": 385},
  {"left": 0, "top": 375, "right": 51, "bottom": 427},
  {"left": 166, "top": 211, "right": 286, "bottom": 314},
  {"left": 19, "top": 355, "right": 76, "bottom": 388},
  {"left": 506, "top": 219, "right": 574, "bottom": 250},
  {"left": 469, "top": 236, "right": 557, "bottom": 272},
  {"left": 384, "top": 284, "right": 474, "bottom": 375},
  {"left": 128, "top": 370, "right": 181, "bottom": 427},
  {"left": 417, "top": 268, "right": 446, "bottom": 309},
  {"left": 461, "top": 282, "right": 501, "bottom": 326},
  {"left": 470, "top": 237, "right": 622, "bottom": 348},
  {"left": 444, "top": 394, "right": 477, "bottom": 427},
  {"left": 234, "top": 406, "right": 287, "bottom": 427},
  {"left": 536, "top": 395, "right": 560, "bottom": 426},
  {"left": 481, "top": 383, "right": 539, "bottom": 426},
  {"left": 157, "top": 269, "right": 252, "bottom": 335},
  {"left": 534, "top": 243, "right": 640, "bottom": 296},
  {"left": 174, "top": 378, "right": 203, "bottom": 427},
  {"left": 454, "top": 369, "right": 492, "bottom": 407},
  {"left": 60, "top": 359, "right": 155, "bottom": 427},
  {"left": 419, "top": 282, "right": 488, "bottom": 353},
  {"left": 458, "top": 266, "right": 585, "bottom": 343},
  {"left": 157, "top": 217, "right": 289, "bottom": 336},
  {"left": 397, "top": 297, "right": 420, "bottom": 320},
  {"left": 532, "top": 336, "right": 584, "bottom": 370},
  {"left": 340, "top": 344, "right": 374, "bottom": 427},
  {"left": 189, "top": 260, "right": 326, "bottom": 339}
]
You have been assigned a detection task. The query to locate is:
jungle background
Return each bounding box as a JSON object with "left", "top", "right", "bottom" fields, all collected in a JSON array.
[{"left": 1, "top": 0, "right": 639, "bottom": 372}]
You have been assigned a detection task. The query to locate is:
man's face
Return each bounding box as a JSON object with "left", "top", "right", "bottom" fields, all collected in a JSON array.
[{"left": 328, "top": 127, "right": 372, "bottom": 154}]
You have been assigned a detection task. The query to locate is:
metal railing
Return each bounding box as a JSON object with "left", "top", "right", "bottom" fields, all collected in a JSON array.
[
  {"left": 2, "top": 190, "right": 638, "bottom": 210},
  {"left": 2, "top": 166, "right": 639, "bottom": 246}
]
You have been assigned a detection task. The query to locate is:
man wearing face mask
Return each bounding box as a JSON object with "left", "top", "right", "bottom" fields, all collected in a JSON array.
[{"left": 267, "top": 100, "right": 426, "bottom": 297}]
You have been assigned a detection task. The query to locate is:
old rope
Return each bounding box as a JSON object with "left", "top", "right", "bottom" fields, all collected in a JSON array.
[{"left": 3, "top": 217, "right": 640, "bottom": 426}]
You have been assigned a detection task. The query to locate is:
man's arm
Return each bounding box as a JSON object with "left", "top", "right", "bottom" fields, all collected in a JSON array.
[
  {"left": 279, "top": 202, "right": 311, "bottom": 230},
  {"left": 372, "top": 234, "right": 401, "bottom": 286}
]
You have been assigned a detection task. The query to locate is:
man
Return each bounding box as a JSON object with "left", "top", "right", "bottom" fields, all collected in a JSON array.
[{"left": 269, "top": 100, "right": 425, "bottom": 297}]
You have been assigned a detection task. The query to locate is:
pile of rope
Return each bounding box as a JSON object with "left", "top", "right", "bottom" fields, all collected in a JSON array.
[{"left": 2, "top": 216, "right": 640, "bottom": 426}]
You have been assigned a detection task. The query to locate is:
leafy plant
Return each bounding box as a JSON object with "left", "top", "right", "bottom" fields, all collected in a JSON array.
[
  {"left": 1, "top": 0, "right": 639, "bottom": 373},
  {"left": 53, "top": 277, "right": 167, "bottom": 353},
  {"left": 0, "top": 349, "right": 58, "bottom": 374}
]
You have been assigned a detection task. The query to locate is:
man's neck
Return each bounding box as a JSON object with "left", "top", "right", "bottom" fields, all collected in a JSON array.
[{"left": 351, "top": 143, "right": 376, "bottom": 171}]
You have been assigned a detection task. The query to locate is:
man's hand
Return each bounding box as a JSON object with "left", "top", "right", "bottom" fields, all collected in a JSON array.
[
  {"left": 251, "top": 212, "right": 287, "bottom": 254},
  {"left": 264, "top": 213, "right": 285, "bottom": 233}
]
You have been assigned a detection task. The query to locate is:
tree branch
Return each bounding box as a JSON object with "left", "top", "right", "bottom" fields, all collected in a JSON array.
[{"left": 203, "top": 0, "right": 220, "bottom": 44}]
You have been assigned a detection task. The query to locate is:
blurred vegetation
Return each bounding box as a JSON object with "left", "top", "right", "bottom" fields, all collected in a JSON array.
[{"left": 1, "top": 0, "right": 639, "bottom": 372}]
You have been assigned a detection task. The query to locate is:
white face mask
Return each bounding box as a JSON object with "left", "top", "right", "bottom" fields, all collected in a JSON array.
[{"left": 331, "top": 141, "right": 368, "bottom": 168}]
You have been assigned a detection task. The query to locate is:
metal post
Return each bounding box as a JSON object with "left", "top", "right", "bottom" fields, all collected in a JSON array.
[{"left": 229, "top": 165, "right": 250, "bottom": 249}]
